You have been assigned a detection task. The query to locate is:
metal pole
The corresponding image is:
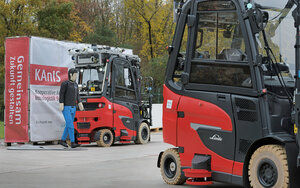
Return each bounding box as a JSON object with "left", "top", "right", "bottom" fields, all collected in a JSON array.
[
  {"left": 296, "top": 0, "right": 300, "bottom": 92},
  {"left": 293, "top": 0, "right": 300, "bottom": 167}
]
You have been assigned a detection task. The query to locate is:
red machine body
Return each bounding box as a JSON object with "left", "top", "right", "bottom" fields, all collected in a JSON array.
[
  {"left": 163, "top": 85, "right": 243, "bottom": 176},
  {"left": 75, "top": 96, "right": 138, "bottom": 144}
]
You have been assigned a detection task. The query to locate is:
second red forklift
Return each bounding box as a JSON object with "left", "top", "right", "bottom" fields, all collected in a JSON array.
[{"left": 69, "top": 46, "right": 152, "bottom": 147}]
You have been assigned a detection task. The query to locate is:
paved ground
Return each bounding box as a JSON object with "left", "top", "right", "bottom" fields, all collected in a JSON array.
[{"left": 0, "top": 132, "right": 242, "bottom": 188}]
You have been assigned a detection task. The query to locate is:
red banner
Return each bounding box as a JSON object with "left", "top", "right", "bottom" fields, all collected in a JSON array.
[
  {"left": 5, "top": 37, "right": 30, "bottom": 143},
  {"left": 30, "top": 64, "right": 68, "bottom": 86}
]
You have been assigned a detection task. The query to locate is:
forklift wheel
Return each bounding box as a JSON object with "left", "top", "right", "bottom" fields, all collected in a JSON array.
[
  {"left": 135, "top": 122, "right": 150, "bottom": 144},
  {"left": 249, "top": 145, "right": 289, "bottom": 188},
  {"left": 160, "top": 148, "right": 186, "bottom": 185},
  {"left": 96, "top": 129, "right": 114, "bottom": 147}
]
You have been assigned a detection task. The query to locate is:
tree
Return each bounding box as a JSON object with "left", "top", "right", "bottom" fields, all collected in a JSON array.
[
  {"left": 84, "top": 21, "right": 117, "bottom": 46},
  {"left": 0, "top": 0, "right": 93, "bottom": 121},
  {"left": 141, "top": 55, "right": 168, "bottom": 103},
  {"left": 0, "top": 0, "right": 40, "bottom": 62},
  {"left": 0, "top": 0, "right": 177, "bottom": 114},
  {"left": 73, "top": 0, "right": 134, "bottom": 47},
  {"left": 112, "top": 0, "right": 138, "bottom": 47},
  {"left": 141, "top": 55, "right": 168, "bottom": 88},
  {"left": 0, "top": 0, "right": 41, "bottom": 118},
  {"left": 37, "top": 0, "right": 91, "bottom": 42},
  {"left": 73, "top": 0, "right": 99, "bottom": 26},
  {"left": 125, "top": 0, "right": 175, "bottom": 60}
]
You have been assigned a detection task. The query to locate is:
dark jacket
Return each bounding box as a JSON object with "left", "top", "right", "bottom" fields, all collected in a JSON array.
[{"left": 59, "top": 80, "right": 81, "bottom": 106}]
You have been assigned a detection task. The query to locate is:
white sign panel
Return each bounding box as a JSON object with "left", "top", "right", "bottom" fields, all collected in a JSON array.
[
  {"left": 27, "top": 37, "right": 133, "bottom": 142},
  {"left": 29, "top": 37, "right": 87, "bottom": 142}
]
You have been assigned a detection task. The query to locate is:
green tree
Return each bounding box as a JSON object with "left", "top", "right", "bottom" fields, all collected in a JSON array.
[
  {"left": 0, "top": 0, "right": 41, "bottom": 119},
  {"left": 0, "top": 0, "right": 93, "bottom": 121},
  {"left": 125, "top": 0, "right": 175, "bottom": 60},
  {"left": 0, "top": 0, "right": 40, "bottom": 64},
  {"left": 83, "top": 22, "right": 117, "bottom": 46},
  {"left": 141, "top": 55, "right": 168, "bottom": 88},
  {"left": 141, "top": 55, "right": 168, "bottom": 103},
  {"left": 37, "top": 1, "right": 91, "bottom": 41}
]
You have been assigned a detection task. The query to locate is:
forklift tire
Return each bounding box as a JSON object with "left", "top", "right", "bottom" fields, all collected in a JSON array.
[
  {"left": 160, "top": 148, "right": 186, "bottom": 185},
  {"left": 249, "top": 145, "right": 289, "bottom": 188},
  {"left": 135, "top": 122, "right": 150, "bottom": 144},
  {"left": 96, "top": 129, "right": 114, "bottom": 147}
]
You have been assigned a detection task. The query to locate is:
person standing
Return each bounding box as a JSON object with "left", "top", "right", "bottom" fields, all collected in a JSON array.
[{"left": 59, "top": 68, "right": 84, "bottom": 148}]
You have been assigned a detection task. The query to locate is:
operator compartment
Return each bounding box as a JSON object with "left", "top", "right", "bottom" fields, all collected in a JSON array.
[
  {"left": 76, "top": 52, "right": 107, "bottom": 97},
  {"left": 195, "top": 1, "right": 248, "bottom": 62},
  {"left": 72, "top": 48, "right": 112, "bottom": 112}
]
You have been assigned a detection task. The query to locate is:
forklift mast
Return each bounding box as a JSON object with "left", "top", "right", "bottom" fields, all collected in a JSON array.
[{"left": 292, "top": 0, "right": 300, "bottom": 167}]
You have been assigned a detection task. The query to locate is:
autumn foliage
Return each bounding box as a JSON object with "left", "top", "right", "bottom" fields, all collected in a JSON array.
[{"left": 0, "top": 0, "right": 174, "bottom": 111}]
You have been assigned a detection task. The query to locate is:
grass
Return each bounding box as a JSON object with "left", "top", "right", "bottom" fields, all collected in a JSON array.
[{"left": 0, "top": 121, "right": 4, "bottom": 139}]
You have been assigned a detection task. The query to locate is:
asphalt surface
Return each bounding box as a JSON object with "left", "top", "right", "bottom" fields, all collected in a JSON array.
[{"left": 0, "top": 132, "right": 243, "bottom": 188}]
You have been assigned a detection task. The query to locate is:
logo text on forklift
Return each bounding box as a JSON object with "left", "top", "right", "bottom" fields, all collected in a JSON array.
[{"left": 209, "top": 134, "right": 223, "bottom": 142}]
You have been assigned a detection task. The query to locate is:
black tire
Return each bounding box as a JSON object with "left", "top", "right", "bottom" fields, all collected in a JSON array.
[
  {"left": 249, "top": 145, "right": 289, "bottom": 188},
  {"left": 96, "top": 129, "right": 114, "bottom": 147},
  {"left": 160, "top": 148, "right": 186, "bottom": 185},
  {"left": 135, "top": 122, "right": 150, "bottom": 144}
]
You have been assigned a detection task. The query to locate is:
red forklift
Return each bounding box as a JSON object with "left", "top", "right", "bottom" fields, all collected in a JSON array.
[
  {"left": 158, "top": 0, "right": 300, "bottom": 187},
  {"left": 70, "top": 46, "right": 152, "bottom": 147}
]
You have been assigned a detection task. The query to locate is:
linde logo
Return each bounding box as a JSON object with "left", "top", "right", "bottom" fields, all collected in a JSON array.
[
  {"left": 209, "top": 134, "right": 223, "bottom": 142},
  {"left": 30, "top": 64, "right": 68, "bottom": 86}
]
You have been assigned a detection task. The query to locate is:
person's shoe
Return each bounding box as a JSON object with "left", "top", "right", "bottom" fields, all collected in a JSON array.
[
  {"left": 59, "top": 140, "right": 68, "bottom": 147},
  {"left": 71, "top": 142, "right": 80, "bottom": 148}
]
